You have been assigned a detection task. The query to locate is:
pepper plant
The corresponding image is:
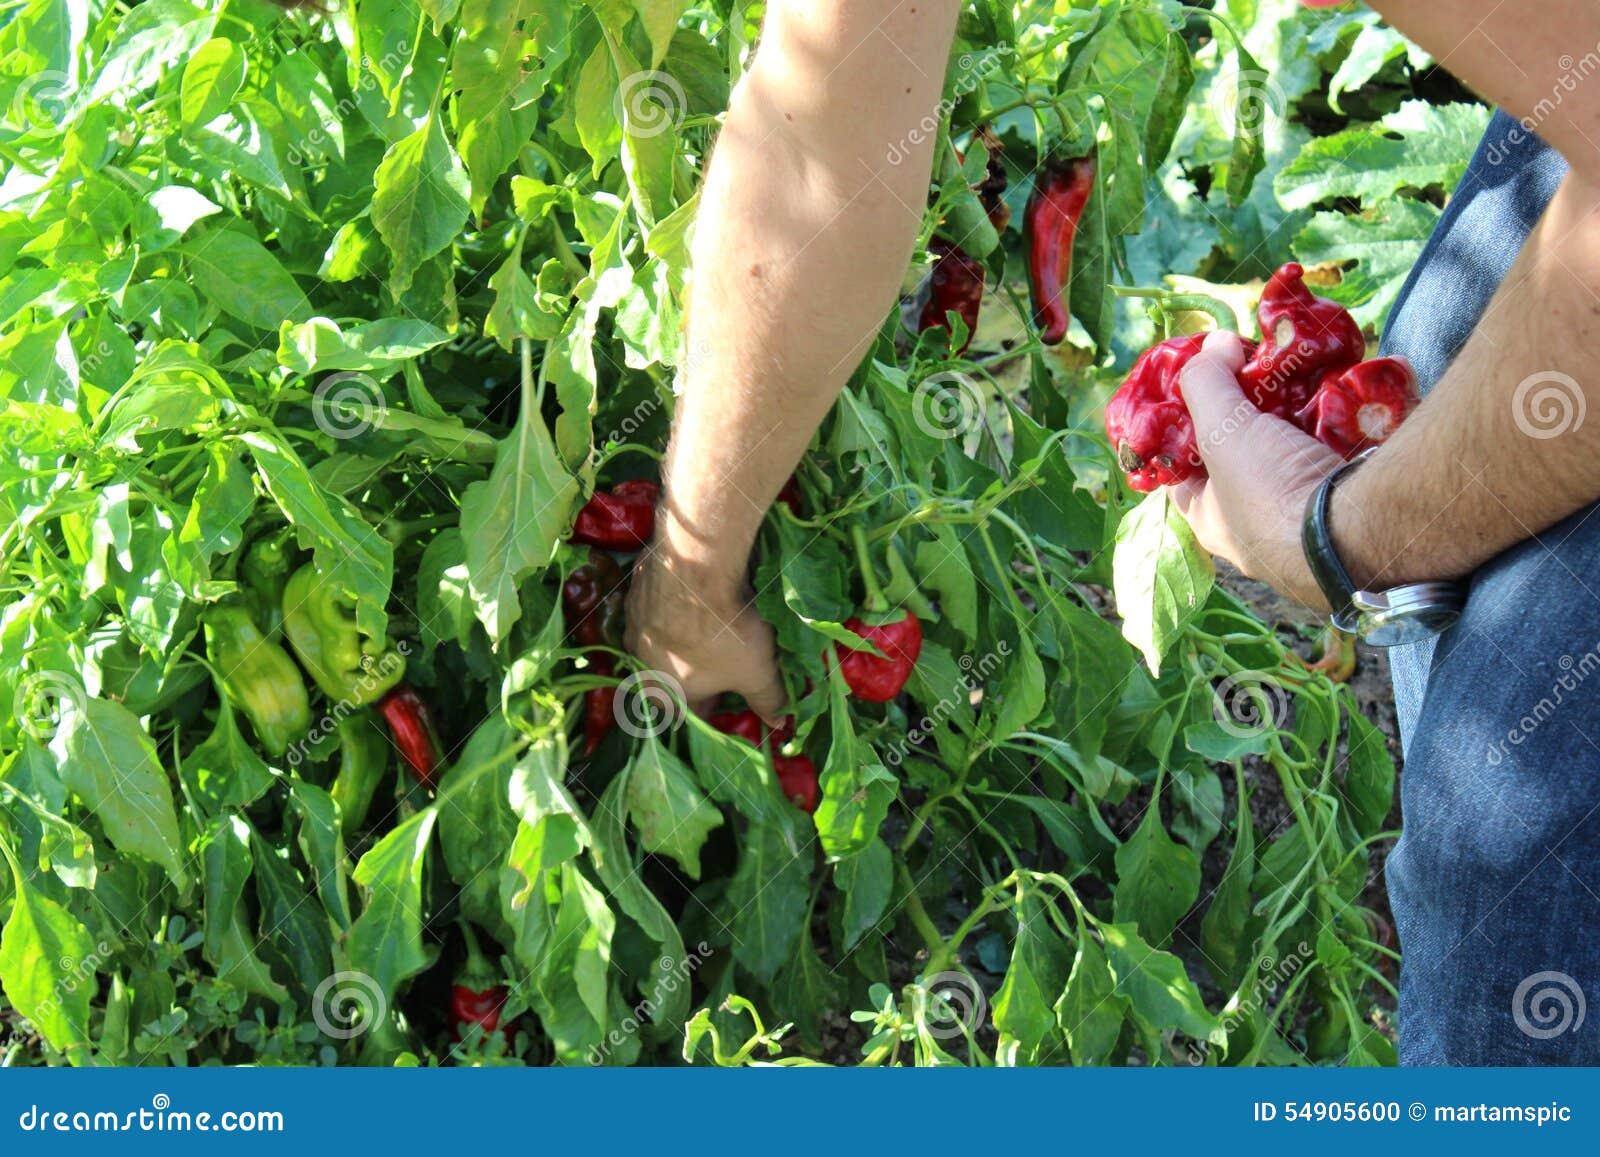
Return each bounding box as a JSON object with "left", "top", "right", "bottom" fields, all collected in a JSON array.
[{"left": 0, "top": 0, "right": 1432, "bottom": 1067}]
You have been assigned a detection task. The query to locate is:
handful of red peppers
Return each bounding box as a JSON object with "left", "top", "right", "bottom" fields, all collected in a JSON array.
[{"left": 1103, "top": 263, "right": 1418, "bottom": 492}]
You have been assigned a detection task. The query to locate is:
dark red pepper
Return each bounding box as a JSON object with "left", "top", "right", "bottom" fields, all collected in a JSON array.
[
  {"left": 376, "top": 684, "right": 443, "bottom": 788},
  {"left": 710, "top": 710, "right": 816, "bottom": 813},
  {"left": 917, "top": 239, "right": 986, "bottom": 354},
  {"left": 1024, "top": 156, "right": 1095, "bottom": 346},
  {"left": 1295, "top": 356, "right": 1417, "bottom": 458},
  {"left": 581, "top": 655, "right": 616, "bottom": 755},
  {"left": 1238, "top": 262, "right": 1366, "bottom": 418},
  {"left": 562, "top": 553, "right": 625, "bottom": 648},
  {"left": 832, "top": 612, "right": 922, "bottom": 702},
  {"left": 570, "top": 479, "right": 660, "bottom": 551},
  {"left": 774, "top": 754, "right": 819, "bottom": 814},
  {"left": 776, "top": 475, "right": 804, "bottom": 516}
]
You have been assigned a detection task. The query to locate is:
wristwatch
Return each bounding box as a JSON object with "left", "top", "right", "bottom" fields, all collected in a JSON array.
[{"left": 1301, "top": 450, "right": 1466, "bottom": 646}]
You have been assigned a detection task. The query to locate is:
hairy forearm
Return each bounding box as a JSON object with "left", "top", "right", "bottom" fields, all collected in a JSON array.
[
  {"left": 1336, "top": 171, "right": 1600, "bottom": 588},
  {"left": 1374, "top": 2, "right": 1600, "bottom": 184},
  {"left": 657, "top": 0, "right": 960, "bottom": 602}
]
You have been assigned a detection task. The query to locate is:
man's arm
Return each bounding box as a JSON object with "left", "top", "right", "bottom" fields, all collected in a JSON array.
[
  {"left": 627, "top": 0, "right": 961, "bottom": 718},
  {"left": 1175, "top": 3, "right": 1600, "bottom": 609}
]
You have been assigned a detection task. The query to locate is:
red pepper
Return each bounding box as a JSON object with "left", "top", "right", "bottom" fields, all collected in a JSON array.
[
  {"left": 582, "top": 654, "right": 616, "bottom": 756},
  {"left": 376, "top": 684, "right": 443, "bottom": 788},
  {"left": 452, "top": 924, "right": 510, "bottom": 1045},
  {"left": 917, "top": 239, "right": 986, "bottom": 354},
  {"left": 832, "top": 612, "right": 922, "bottom": 702},
  {"left": 774, "top": 754, "right": 819, "bottom": 814},
  {"left": 1238, "top": 262, "right": 1366, "bottom": 418},
  {"left": 1104, "top": 334, "right": 1265, "bottom": 492},
  {"left": 1295, "top": 356, "right": 1418, "bottom": 458},
  {"left": 708, "top": 709, "right": 765, "bottom": 746},
  {"left": 1024, "top": 156, "right": 1095, "bottom": 346},
  {"left": 562, "top": 553, "right": 625, "bottom": 648},
  {"left": 570, "top": 479, "right": 660, "bottom": 551},
  {"left": 776, "top": 475, "right": 804, "bottom": 516}
]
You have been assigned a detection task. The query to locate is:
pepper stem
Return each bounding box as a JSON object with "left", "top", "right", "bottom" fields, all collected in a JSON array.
[{"left": 850, "top": 524, "right": 889, "bottom": 613}]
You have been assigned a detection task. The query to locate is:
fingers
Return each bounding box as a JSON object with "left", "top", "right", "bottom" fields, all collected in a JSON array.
[
  {"left": 741, "top": 667, "right": 788, "bottom": 729},
  {"left": 1178, "top": 331, "right": 1252, "bottom": 459}
]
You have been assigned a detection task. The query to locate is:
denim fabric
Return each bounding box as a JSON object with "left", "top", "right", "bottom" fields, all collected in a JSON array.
[{"left": 1378, "top": 111, "right": 1598, "bottom": 1064}]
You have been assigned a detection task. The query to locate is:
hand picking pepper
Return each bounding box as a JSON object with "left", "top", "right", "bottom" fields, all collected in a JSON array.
[
  {"left": 1104, "top": 334, "right": 1255, "bottom": 492},
  {"left": 329, "top": 708, "right": 390, "bottom": 833},
  {"left": 570, "top": 479, "right": 660, "bottom": 551},
  {"left": 204, "top": 604, "right": 311, "bottom": 758},
  {"left": 1237, "top": 262, "right": 1366, "bottom": 417},
  {"left": 452, "top": 924, "right": 510, "bottom": 1046},
  {"left": 377, "top": 684, "right": 443, "bottom": 787},
  {"left": 917, "top": 239, "right": 985, "bottom": 354},
  {"left": 1024, "top": 155, "right": 1095, "bottom": 345},
  {"left": 1294, "top": 356, "right": 1418, "bottom": 457},
  {"left": 281, "top": 565, "right": 406, "bottom": 705},
  {"left": 833, "top": 611, "right": 923, "bottom": 702}
]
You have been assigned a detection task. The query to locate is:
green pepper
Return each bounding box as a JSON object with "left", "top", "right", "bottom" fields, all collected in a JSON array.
[
  {"left": 239, "top": 527, "right": 295, "bottom": 637},
  {"left": 281, "top": 564, "right": 406, "bottom": 705},
  {"left": 204, "top": 604, "right": 312, "bottom": 759},
  {"left": 329, "top": 709, "right": 390, "bottom": 834}
]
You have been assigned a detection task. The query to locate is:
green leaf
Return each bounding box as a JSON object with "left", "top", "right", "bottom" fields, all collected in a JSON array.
[
  {"left": 1201, "top": 783, "right": 1256, "bottom": 990},
  {"left": 347, "top": 809, "right": 438, "bottom": 1003},
  {"left": 371, "top": 114, "right": 472, "bottom": 300},
  {"left": 1055, "top": 932, "right": 1126, "bottom": 1066},
  {"left": 1099, "top": 921, "right": 1223, "bottom": 1046},
  {"left": 913, "top": 525, "right": 978, "bottom": 642},
  {"left": 624, "top": 737, "right": 723, "bottom": 880},
  {"left": 985, "top": 630, "right": 1045, "bottom": 744},
  {"left": 181, "top": 225, "right": 310, "bottom": 331},
  {"left": 50, "top": 695, "right": 189, "bottom": 891},
  {"left": 199, "top": 814, "right": 286, "bottom": 1001},
  {"left": 1276, "top": 102, "right": 1491, "bottom": 210},
  {"left": 180, "top": 38, "right": 246, "bottom": 127},
  {"left": 1224, "top": 46, "right": 1268, "bottom": 206},
  {"left": 993, "top": 890, "right": 1071, "bottom": 1058},
  {"left": 459, "top": 387, "right": 580, "bottom": 643},
  {"left": 834, "top": 837, "right": 892, "bottom": 951},
  {"left": 1112, "top": 489, "right": 1214, "bottom": 674},
  {"left": 726, "top": 814, "right": 811, "bottom": 985},
  {"left": 0, "top": 847, "right": 97, "bottom": 1061},
  {"left": 1112, "top": 796, "right": 1200, "bottom": 946},
  {"left": 277, "top": 316, "right": 452, "bottom": 375},
  {"left": 1344, "top": 707, "right": 1394, "bottom": 838},
  {"left": 1291, "top": 197, "right": 1439, "bottom": 331},
  {"left": 815, "top": 671, "right": 897, "bottom": 859}
]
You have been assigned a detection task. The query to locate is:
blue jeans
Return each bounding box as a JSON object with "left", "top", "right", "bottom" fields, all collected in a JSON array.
[{"left": 1381, "top": 113, "right": 1598, "bottom": 1064}]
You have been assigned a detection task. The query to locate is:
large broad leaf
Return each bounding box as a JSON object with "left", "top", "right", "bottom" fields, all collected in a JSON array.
[
  {"left": 1344, "top": 706, "right": 1395, "bottom": 838},
  {"left": 0, "top": 843, "right": 97, "bottom": 1062},
  {"left": 1112, "top": 796, "right": 1200, "bottom": 946},
  {"left": 1099, "top": 921, "right": 1224, "bottom": 1048},
  {"left": 50, "top": 695, "right": 188, "bottom": 891},
  {"left": 346, "top": 809, "right": 438, "bottom": 1004},
  {"left": 1276, "top": 101, "right": 1490, "bottom": 210},
  {"left": 1055, "top": 932, "right": 1126, "bottom": 1066},
  {"left": 992, "top": 890, "right": 1072, "bottom": 1059},
  {"left": 726, "top": 813, "right": 811, "bottom": 984},
  {"left": 1291, "top": 197, "right": 1439, "bottom": 330},
  {"left": 1112, "top": 489, "right": 1214, "bottom": 674},
  {"left": 459, "top": 386, "right": 579, "bottom": 643},
  {"left": 624, "top": 737, "right": 722, "bottom": 880},
  {"left": 834, "top": 837, "right": 892, "bottom": 951},
  {"left": 1200, "top": 780, "right": 1257, "bottom": 990},
  {"left": 181, "top": 225, "right": 309, "bottom": 331},
  {"left": 371, "top": 113, "right": 471, "bottom": 300},
  {"left": 814, "top": 670, "right": 897, "bottom": 860}
]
